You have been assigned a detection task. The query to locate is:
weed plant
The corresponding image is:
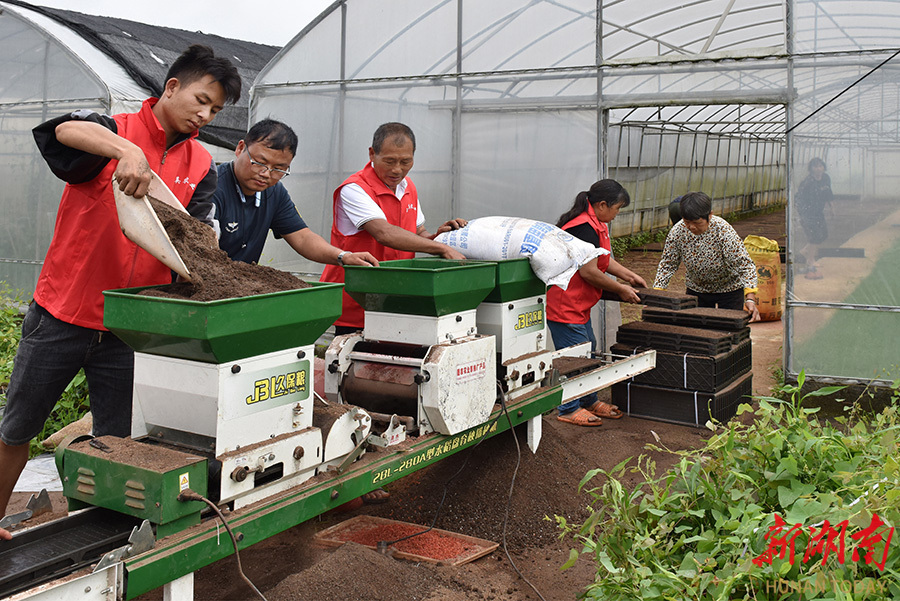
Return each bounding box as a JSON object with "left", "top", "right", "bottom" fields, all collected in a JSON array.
[
  {"left": 0, "top": 288, "right": 89, "bottom": 457},
  {"left": 610, "top": 229, "right": 669, "bottom": 258},
  {"left": 558, "top": 371, "right": 900, "bottom": 600}
]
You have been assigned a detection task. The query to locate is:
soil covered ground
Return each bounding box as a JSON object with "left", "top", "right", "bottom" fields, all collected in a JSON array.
[{"left": 7, "top": 209, "right": 788, "bottom": 601}]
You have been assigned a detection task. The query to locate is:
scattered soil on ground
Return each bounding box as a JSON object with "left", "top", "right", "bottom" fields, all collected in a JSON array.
[
  {"left": 141, "top": 198, "right": 309, "bottom": 301},
  {"left": 7, "top": 210, "right": 788, "bottom": 601}
]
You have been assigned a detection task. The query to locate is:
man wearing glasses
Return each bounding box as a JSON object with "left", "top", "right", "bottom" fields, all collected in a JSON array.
[{"left": 213, "top": 119, "right": 377, "bottom": 267}]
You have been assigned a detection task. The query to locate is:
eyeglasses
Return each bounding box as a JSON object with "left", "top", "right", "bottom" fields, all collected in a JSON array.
[{"left": 245, "top": 149, "right": 290, "bottom": 179}]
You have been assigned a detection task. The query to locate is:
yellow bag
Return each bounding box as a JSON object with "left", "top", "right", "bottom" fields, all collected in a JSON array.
[{"left": 743, "top": 235, "right": 782, "bottom": 321}]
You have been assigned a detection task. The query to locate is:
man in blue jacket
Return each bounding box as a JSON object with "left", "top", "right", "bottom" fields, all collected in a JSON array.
[{"left": 212, "top": 119, "right": 377, "bottom": 268}]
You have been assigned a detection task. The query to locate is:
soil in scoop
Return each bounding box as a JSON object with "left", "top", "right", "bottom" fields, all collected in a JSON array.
[{"left": 140, "top": 197, "right": 310, "bottom": 301}]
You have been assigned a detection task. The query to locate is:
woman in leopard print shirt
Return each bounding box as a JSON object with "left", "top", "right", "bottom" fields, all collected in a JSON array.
[{"left": 653, "top": 192, "right": 760, "bottom": 321}]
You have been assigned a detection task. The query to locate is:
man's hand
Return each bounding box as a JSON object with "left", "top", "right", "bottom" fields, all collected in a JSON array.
[
  {"left": 0, "top": 526, "right": 11, "bottom": 541},
  {"left": 55, "top": 120, "right": 152, "bottom": 198},
  {"left": 113, "top": 146, "right": 153, "bottom": 198},
  {"left": 434, "top": 218, "right": 468, "bottom": 237},
  {"left": 439, "top": 246, "right": 466, "bottom": 260},
  {"left": 342, "top": 252, "right": 379, "bottom": 267}
]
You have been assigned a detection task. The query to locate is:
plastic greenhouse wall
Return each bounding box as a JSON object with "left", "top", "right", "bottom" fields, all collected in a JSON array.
[
  {"left": 0, "top": 8, "right": 108, "bottom": 294},
  {"left": 251, "top": 0, "right": 792, "bottom": 279},
  {"left": 251, "top": 0, "right": 899, "bottom": 385}
]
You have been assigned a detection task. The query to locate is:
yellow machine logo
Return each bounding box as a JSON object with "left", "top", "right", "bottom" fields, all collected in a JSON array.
[
  {"left": 246, "top": 369, "right": 307, "bottom": 405},
  {"left": 515, "top": 307, "right": 544, "bottom": 331}
]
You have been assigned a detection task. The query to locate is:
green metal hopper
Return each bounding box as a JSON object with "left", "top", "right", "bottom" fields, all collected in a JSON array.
[
  {"left": 482, "top": 258, "right": 546, "bottom": 303},
  {"left": 103, "top": 282, "right": 343, "bottom": 363},
  {"left": 343, "top": 258, "right": 495, "bottom": 317}
]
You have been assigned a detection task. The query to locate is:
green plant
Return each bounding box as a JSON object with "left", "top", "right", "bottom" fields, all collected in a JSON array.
[
  {"left": 611, "top": 228, "right": 670, "bottom": 258},
  {"left": 557, "top": 371, "right": 900, "bottom": 600},
  {"left": 0, "top": 287, "right": 25, "bottom": 386},
  {"left": 27, "top": 372, "right": 89, "bottom": 457},
  {"left": 0, "top": 287, "right": 90, "bottom": 458}
]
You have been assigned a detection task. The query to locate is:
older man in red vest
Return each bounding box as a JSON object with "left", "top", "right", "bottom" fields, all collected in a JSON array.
[{"left": 321, "top": 122, "right": 466, "bottom": 334}]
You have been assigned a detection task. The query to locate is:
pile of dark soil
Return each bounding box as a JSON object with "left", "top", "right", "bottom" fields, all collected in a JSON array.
[
  {"left": 361, "top": 420, "right": 594, "bottom": 550},
  {"left": 141, "top": 198, "right": 308, "bottom": 301}
]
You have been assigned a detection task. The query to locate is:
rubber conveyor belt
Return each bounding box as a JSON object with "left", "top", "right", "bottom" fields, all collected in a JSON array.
[{"left": 0, "top": 507, "right": 141, "bottom": 598}]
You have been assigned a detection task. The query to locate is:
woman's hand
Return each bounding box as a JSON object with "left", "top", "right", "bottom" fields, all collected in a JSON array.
[
  {"left": 627, "top": 273, "right": 648, "bottom": 288},
  {"left": 744, "top": 298, "right": 761, "bottom": 322}
]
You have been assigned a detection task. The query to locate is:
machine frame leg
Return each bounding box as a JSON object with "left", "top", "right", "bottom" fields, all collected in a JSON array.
[
  {"left": 527, "top": 415, "right": 542, "bottom": 454},
  {"left": 162, "top": 572, "right": 194, "bottom": 601}
]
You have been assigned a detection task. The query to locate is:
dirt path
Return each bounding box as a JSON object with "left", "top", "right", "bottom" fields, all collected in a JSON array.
[{"left": 8, "top": 210, "right": 787, "bottom": 601}]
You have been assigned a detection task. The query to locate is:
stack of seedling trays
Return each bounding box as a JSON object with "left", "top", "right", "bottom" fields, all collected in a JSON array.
[
  {"left": 611, "top": 306, "right": 752, "bottom": 427},
  {"left": 635, "top": 288, "right": 699, "bottom": 310}
]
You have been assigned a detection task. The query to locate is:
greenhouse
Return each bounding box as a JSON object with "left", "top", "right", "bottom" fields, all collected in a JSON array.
[
  {"left": 252, "top": 0, "right": 900, "bottom": 386},
  {"left": 0, "top": 0, "right": 277, "bottom": 293}
]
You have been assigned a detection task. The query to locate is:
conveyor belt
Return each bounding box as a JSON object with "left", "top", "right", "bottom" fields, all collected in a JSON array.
[{"left": 0, "top": 507, "right": 141, "bottom": 598}]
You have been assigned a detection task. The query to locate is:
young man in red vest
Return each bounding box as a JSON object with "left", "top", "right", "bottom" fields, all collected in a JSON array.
[
  {"left": 321, "top": 122, "right": 467, "bottom": 334},
  {"left": 0, "top": 45, "right": 241, "bottom": 540}
]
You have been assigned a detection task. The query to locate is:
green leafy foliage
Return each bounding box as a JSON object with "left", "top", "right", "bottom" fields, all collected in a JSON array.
[
  {"left": 611, "top": 229, "right": 669, "bottom": 258},
  {"left": 558, "top": 372, "right": 900, "bottom": 600},
  {"left": 0, "top": 287, "right": 89, "bottom": 458}
]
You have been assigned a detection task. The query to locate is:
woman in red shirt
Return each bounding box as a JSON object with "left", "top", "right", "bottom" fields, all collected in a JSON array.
[{"left": 547, "top": 179, "right": 646, "bottom": 426}]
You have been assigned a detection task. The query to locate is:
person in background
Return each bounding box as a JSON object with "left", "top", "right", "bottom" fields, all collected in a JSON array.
[
  {"left": 0, "top": 45, "right": 242, "bottom": 540},
  {"left": 213, "top": 119, "right": 377, "bottom": 268},
  {"left": 653, "top": 191, "right": 761, "bottom": 321},
  {"left": 796, "top": 157, "right": 833, "bottom": 280},
  {"left": 547, "top": 179, "right": 646, "bottom": 427},
  {"left": 320, "top": 122, "right": 466, "bottom": 335},
  {"left": 668, "top": 195, "right": 684, "bottom": 225}
]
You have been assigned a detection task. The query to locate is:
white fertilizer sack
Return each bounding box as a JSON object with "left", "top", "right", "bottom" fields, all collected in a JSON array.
[{"left": 435, "top": 216, "right": 609, "bottom": 290}]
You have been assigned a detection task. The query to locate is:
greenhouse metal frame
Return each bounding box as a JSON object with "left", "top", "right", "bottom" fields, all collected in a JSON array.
[{"left": 252, "top": 0, "right": 900, "bottom": 386}]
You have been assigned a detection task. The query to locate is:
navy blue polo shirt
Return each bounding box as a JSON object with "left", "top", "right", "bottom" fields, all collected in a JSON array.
[{"left": 212, "top": 162, "right": 307, "bottom": 264}]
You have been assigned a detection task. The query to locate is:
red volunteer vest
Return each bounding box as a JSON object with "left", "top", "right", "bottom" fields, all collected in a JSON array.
[
  {"left": 546, "top": 208, "right": 611, "bottom": 324},
  {"left": 33, "top": 99, "right": 212, "bottom": 330},
  {"left": 320, "top": 163, "right": 419, "bottom": 328}
]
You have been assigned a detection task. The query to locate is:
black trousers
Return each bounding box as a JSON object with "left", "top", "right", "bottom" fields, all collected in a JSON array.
[{"left": 686, "top": 287, "right": 743, "bottom": 310}]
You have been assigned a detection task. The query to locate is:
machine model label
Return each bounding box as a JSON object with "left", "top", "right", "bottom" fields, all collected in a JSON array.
[
  {"left": 179, "top": 473, "right": 190, "bottom": 492},
  {"left": 247, "top": 368, "right": 307, "bottom": 405},
  {"left": 456, "top": 359, "right": 487, "bottom": 383},
  {"left": 371, "top": 421, "right": 499, "bottom": 485},
  {"left": 224, "top": 356, "right": 311, "bottom": 420},
  {"left": 514, "top": 303, "right": 544, "bottom": 334}
]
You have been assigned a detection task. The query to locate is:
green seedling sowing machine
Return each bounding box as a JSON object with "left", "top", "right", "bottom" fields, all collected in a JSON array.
[{"left": 5, "top": 258, "right": 654, "bottom": 601}]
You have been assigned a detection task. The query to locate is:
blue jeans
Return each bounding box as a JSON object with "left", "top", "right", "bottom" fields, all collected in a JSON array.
[
  {"left": 548, "top": 319, "right": 598, "bottom": 415},
  {"left": 0, "top": 303, "right": 134, "bottom": 446}
]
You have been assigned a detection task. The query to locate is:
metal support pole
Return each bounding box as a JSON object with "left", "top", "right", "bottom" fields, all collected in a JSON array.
[
  {"left": 686, "top": 131, "right": 699, "bottom": 192},
  {"left": 163, "top": 572, "right": 194, "bottom": 601},
  {"left": 784, "top": 0, "right": 795, "bottom": 378},
  {"left": 451, "top": 0, "right": 463, "bottom": 219},
  {"left": 721, "top": 136, "right": 734, "bottom": 215}
]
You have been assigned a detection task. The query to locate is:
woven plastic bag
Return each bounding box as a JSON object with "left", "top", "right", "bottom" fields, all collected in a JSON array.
[
  {"left": 435, "top": 216, "right": 609, "bottom": 290},
  {"left": 743, "top": 235, "right": 782, "bottom": 321}
]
